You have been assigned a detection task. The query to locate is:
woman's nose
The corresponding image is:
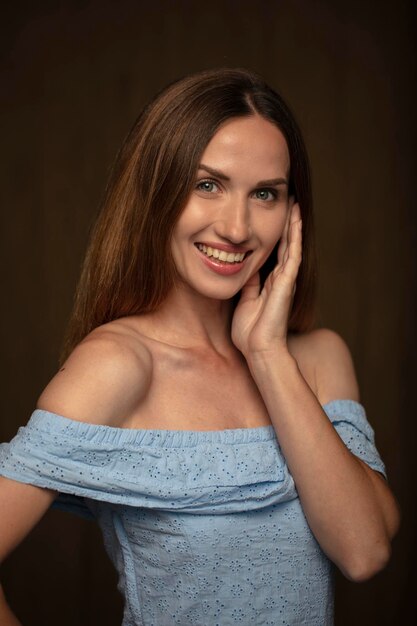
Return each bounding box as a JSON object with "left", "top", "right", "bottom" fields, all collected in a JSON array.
[{"left": 215, "top": 196, "right": 252, "bottom": 243}]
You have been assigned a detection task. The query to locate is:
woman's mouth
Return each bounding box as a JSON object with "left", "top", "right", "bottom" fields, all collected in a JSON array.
[
  {"left": 195, "top": 243, "right": 250, "bottom": 264},
  {"left": 194, "top": 243, "right": 252, "bottom": 276}
]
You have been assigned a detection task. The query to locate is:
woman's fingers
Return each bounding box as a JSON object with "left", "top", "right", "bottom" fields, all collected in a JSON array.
[
  {"left": 285, "top": 203, "right": 300, "bottom": 261},
  {"left": 284, "top": 217, "right": 302, "bottom": 279},
  {"left": 277, "top": 198, "right": 299, "bottom": 265},
  {"left": 272, "top": 200, "right": 302, "bottom": 299},
  {"left": 277, "top": 197, "right": 294, "bottom": 266},
  {"left": 274, "top": 211, "right": 302, "bottom": 289}
]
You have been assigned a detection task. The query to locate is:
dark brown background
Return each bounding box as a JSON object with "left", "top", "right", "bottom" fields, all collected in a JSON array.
[{"left": 1, "top": 1, "right": 415, "bottom": 624}]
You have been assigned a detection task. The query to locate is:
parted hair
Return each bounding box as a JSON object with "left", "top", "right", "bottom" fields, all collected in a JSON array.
[{"left": 60, "top": 67, "right": 317, "bottom": 364}]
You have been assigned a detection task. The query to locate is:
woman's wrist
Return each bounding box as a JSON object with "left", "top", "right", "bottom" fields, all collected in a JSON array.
[{"left": 246, "top": 345, "right": 296, "bottom": 376}]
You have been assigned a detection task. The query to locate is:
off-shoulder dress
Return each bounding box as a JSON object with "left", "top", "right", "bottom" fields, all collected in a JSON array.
[{"left": 0, "top": 399, "right": 387, "bottom": 626}]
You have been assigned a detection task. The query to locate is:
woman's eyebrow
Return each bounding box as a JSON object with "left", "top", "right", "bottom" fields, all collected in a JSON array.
[{"left": 198, "top": 163, "right": 288, "bottom": 186}]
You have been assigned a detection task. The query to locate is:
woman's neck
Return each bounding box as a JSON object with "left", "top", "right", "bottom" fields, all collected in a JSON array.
[{"left": 137, "top": 285, "right": 237, "bottom": 355}]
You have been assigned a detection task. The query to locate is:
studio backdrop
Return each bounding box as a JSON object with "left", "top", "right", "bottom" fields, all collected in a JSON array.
[{"left": 0, "top": 1, "right": 415, "bottom": 625}]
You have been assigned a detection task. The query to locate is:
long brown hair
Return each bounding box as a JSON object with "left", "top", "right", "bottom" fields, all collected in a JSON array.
[{"left": 60, "top": 67, "right": 317, "bottom": 363}]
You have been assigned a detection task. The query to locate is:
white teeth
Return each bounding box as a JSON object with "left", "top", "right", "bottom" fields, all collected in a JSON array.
[{"left": 196, "top": 243, "right": 246, "bottom": 264}]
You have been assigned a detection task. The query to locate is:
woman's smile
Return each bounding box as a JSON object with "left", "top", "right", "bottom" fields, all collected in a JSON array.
[{"left": 194, "top": 242, "right": 253, "bottom": 275}]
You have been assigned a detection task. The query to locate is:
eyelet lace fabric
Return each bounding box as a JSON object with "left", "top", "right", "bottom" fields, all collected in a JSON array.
[{"left": 0, "top": 399, "right": 387, "bottom": 625}]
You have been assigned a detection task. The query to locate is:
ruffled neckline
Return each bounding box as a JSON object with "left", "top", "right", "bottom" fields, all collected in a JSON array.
[{"left": 29, "top": 399, "right": 365, "bottom": 449}]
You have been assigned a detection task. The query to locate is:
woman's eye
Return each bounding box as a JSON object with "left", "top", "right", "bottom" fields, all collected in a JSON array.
[
  {"left": 254, "top": 188, "right": 278, "bottom": 201},
  {"left": 196, "top": 180, "right": 219, "bottom": 193}
]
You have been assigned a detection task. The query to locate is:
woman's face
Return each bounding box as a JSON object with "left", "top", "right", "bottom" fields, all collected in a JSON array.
[{"left": 171, "top": 114, "right": 291, "bottom": 300}]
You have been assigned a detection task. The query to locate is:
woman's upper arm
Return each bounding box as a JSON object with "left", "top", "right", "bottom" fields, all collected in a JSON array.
[
  {"left": 0, "top": 328, "right": 152, "bottom": 564},
  {"left": 309, "top": 328, "right": 360, "bottom": 406},
  {"left": 0, "top": 477, "right": 57, "bottom": 564},
  {"left": 36, "top": 328, "right": 152, "bottom": 426}
]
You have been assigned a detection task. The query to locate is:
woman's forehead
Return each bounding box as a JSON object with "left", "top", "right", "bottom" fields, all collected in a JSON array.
[{"left": 200, "top": 116, "right": 290, "bottom": 180}]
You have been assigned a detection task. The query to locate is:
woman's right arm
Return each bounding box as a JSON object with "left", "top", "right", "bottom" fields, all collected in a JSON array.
[
  {"left": 0, "top": 478, "right": 58, "bottom": 624},
  {"left": 0, "top": 325, "right": 152, "bottom": 623}
]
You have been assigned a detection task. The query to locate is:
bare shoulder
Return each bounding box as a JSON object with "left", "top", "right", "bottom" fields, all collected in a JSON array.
[
  {"left": 37, "top": 320, "right": 153, "bottom": 427},
  {"left": 288, "top": 328, "right": 360, "bottom": 406}
]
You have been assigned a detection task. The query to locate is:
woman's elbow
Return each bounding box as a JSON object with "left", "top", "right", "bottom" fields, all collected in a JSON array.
[
  {"left": 342, "top": 542, "right": 392, "bottom": 583},
  {"left": 342, "top": 489, "right": 401, "bottom": 583}
]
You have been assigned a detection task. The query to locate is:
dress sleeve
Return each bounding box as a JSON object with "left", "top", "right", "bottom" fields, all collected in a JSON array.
[
  {"left": 0, "top": 409, "right": 296, "bottom": 516},
  {"left": 0, "top": 412, "right": 100, "bottom": 520},
  {"left": 322, "top": 399, "right": 388, "bottom": 479}
]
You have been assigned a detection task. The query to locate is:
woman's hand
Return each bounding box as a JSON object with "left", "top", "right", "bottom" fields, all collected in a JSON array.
[{"left": 231, "top": 199, "right": 302, "bottom": 359}]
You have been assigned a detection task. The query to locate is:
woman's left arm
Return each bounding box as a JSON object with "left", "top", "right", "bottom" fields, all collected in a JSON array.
[
  {"left": 246, "top": 330, "right": 401, "bottom": 583},
  {"left": 232, "top": 200, "right": 401, "bottom": 582}
]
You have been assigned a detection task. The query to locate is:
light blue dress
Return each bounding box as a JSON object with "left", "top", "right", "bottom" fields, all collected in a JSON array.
[{"left": 0, "top": 399, "right": 387, "bottom": 626}]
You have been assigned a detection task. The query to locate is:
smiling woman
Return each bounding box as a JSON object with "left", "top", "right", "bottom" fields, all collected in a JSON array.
[{"left": 0, "top": 68, "right": 400, "bottom": 626}]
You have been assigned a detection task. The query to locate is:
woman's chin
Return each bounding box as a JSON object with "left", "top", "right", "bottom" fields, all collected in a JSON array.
[{"left": 173, "top": 279, "right": 243, "bottom": 302}]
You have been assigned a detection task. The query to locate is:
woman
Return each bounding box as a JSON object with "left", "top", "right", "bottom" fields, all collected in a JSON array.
[{"left": 0, "top": 68, "right": 400, "bottom": 625}]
